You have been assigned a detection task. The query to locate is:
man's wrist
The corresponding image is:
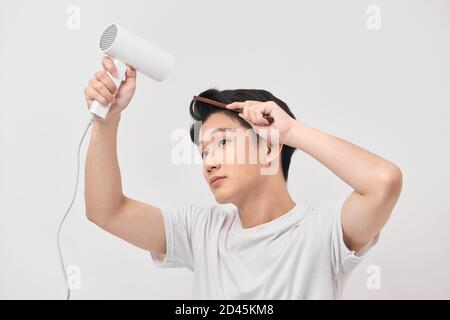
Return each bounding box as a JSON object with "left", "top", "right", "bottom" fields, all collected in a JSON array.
[
  {"left": 92, "top": 112, "right": 121, "bottom": 130},
  {"left": 283, "top": 119, "right": 303, "bottom": 149}
]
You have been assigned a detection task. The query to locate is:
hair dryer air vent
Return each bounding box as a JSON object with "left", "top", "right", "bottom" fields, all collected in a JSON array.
[{"left": 99, "top": 24, "right": 118, "bottom": 52}]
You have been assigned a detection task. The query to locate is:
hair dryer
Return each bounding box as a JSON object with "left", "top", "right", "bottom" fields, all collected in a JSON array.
[{"left": 89, "top": 23, "right": 175, "bottom": 118}]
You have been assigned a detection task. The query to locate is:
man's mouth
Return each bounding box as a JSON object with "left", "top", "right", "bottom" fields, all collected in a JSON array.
[{"left": 209, "top": 176, "right": 227, "bottom": 188}]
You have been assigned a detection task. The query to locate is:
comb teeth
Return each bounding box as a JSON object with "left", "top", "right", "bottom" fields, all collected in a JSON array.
[{"left": 99, "top": 24, "right": 118, "bottom": 51}]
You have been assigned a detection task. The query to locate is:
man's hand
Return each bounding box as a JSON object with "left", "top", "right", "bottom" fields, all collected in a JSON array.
[
  {"left": 84, "top": 56, "right": 137, "bottom": 122},
  {"left": 225, "top": 100, "right": 297, "bottom": 144}
]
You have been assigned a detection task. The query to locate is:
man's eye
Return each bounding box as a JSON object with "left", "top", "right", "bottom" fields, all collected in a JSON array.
[
  {"left": 218, "top": 139, "right": 229, "bottom": 147},
  {"left": 201, "top": 139, "right": 229, "bottom": 159}
]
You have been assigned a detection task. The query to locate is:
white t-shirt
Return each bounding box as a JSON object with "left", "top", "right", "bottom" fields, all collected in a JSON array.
[{"left": 150, "top": 196, "right": 379, "bottom": 299}]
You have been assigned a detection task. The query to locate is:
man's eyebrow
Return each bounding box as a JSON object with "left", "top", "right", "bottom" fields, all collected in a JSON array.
[{"left": 199, "top": 128, "right": 235, "bottom": 149}]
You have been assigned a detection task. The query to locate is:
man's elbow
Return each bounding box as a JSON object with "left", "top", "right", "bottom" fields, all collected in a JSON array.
[
  {"left": 85, "top": 209, "right": 100, "bottom": 224},
  {"left": 84, "top": 196, "right": 124, "bottom": 226},
  {"left": 377, "top": 164, "right": 403, "bottom": 199},
  {"left": 85, "top": 207, "right": 109, "bottom": 227}
]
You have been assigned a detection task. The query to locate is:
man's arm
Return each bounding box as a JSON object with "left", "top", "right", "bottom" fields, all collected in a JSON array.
[
  {"left": 83, "top": 56, "right": 166, "bottom": 254},
  {"left": 84, "top": 115, "right": 166, "bottom": 253},
  {"left": 284, "top": 120, "right": 402, "bottom": 252}
]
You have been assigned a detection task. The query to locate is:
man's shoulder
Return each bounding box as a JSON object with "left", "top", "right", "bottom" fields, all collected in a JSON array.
[
  {"left": 305, "top": 197, "right": 346, "bottom": 218},
  {"left": 176, "top": 203, "right": 235, "bottom": 235},
  {"left": 295, "top": 197, "right": 346, "bottom": 234}
]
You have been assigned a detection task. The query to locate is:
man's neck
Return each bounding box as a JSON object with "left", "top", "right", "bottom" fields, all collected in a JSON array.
[{"left": 234, "top": 177, "right": 296, "bottom": 229}]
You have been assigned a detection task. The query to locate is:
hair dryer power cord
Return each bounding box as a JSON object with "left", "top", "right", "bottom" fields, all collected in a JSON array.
[{"left": 56, "top": 113, "right": 97, "bottom": 300}]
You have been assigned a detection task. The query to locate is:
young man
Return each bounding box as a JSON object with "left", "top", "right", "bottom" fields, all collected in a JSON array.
[{"left": 84, "top": 57, "right": 402, "bottom": 299}]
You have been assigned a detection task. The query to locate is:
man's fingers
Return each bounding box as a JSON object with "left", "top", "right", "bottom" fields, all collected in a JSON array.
[
  {"left": 243, "top": 103, "right": 251, "bottom": 121},
  {"left": 255, "top": 105, "right": 271, "bottom": 125},
  {"left": 91, "top": 79, "right": 114, "bottom": 102},
  {"left": 87, "top": 79, "right": 114, "bottom": 106},
  {"left": 95, "top": 71, "right": 118, "bottom": 95},
  {"left": 125, "top": 65, "right": 137, "bottom": 78},
  {"left": 250, "top": 108, "right": 259, "bottom": 123},
  {"left": 229, "top": 101, "right": 273, "bottom": 127},
  {"left": 84, "top": 86, "right": 109, "bottom": 107},
  {"left": 226, "top": 102, "right": 243, "bottom": 110},
  {"left": 255, "top": 113, "right": 270, "bottom": 126},
  {"left": 227, "top": 100, "right": 257, "bottom": 110},
  {"left": 102, "top": 56, "right": 118, "bottom": 77}
]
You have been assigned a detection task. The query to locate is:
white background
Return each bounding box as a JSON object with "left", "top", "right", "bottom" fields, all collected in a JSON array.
[{"left": 0, "top": 0, "right": 449, "bottom": 299}]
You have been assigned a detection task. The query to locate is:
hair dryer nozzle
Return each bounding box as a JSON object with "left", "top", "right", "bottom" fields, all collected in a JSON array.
[{"left": 99, "top": 24, "right": 119, "bottom": 52}]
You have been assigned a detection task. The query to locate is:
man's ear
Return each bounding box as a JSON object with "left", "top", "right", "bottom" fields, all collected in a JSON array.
[{"left": 260, "top": 140, "right": 283, "bottom": 166}]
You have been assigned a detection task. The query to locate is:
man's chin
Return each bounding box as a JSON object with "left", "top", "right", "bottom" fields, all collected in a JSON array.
[
  {"left": 214, "top": 195, "right": 229, "bottom": 204},
  {"left": 213, "top": 190, "right": 233, "bottom": 204}
]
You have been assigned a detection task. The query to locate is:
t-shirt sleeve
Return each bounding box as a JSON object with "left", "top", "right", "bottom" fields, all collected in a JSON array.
[
  {"left": 320, "top": 196, "right": 380, "bottom": 276},
  {"left": 149, "top": 204, "right": 206, "bottom": 271}
]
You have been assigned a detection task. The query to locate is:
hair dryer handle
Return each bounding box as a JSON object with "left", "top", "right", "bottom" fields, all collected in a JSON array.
[{"left": 89, "top": 58, "right": 127, "bottom": 119}]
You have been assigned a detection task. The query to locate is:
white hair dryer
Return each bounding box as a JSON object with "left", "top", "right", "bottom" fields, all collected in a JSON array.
[{"left": 89, "top": 23, "right": 175, "bottom": 118}]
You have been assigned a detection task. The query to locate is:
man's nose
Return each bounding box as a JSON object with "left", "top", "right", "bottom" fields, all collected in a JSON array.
[{"left": 204, "top": 153, "right": 221, "bottom": 172}]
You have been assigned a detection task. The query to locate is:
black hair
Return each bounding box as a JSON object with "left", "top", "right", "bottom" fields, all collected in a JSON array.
[{"left": 189, "top": 88, "right": 297, "bottom": 182}]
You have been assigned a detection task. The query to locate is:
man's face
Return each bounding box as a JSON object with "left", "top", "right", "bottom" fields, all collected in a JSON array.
[{"left": 198, "top": 112, "right": 269, "bottom": 204}]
